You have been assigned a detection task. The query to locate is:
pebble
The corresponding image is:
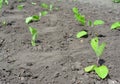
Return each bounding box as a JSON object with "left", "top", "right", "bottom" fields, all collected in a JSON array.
[{"left": 108, "top": 79, "right": 119, "bottom": 84}]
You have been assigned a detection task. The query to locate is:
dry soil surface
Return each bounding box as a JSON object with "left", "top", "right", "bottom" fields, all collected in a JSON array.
[{"left": 0, "top": 0, "right": 120, "bottom": 84}]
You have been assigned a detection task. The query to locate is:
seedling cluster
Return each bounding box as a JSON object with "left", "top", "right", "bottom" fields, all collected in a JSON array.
[
  {"left": 1, "top": 0, "right": 120, "bottom": 80},
  {"left": 73, "top": 7, "right": 120, "bottom": 79}
]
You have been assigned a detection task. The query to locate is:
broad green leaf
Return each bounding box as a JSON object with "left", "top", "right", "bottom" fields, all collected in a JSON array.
[
  {"left": 4, "top": 0, "right": 8, "bottom": 5},
  {"left": 0, "top": 0, "right": 3, "bottom": 9},
  {"left": 90, "top": 37, "right": 106, "bottom": 57},
  {"left": 72, "top": 7, "right": 79, "bottom": 14},
  {"left": 93, "top": 20, "right": 104, "bottom": 26},
  {"left": 91, "top": 37, "right": 99, "bottom": 55},
  {"left": 111, "top": 22, "right": 120, "bottom": 30},
  {"left": 112, "top": 0, "right": 120, "bottom": 3},
  {"left": 17, "top": 5, "right": 24, "bottom": 10},
  {"left": 84, "top": 65, "right": 97, "bottom": 72},
  {"left": 74, "top": 14, "right": 86, "bottom": 25},
  {"left": 25, "top": 17, "right": 33, "bottom": 24},
  {"left": 39, "top": 11, "right": 48, "bottom": 17},
  {"left": 31, "top": 2, "right": 36, "bottom": 5},
  {"left": 94, "top": 65, "right": 109, "bottom": 79},
  {"left": 40, "top": 3, "right": 48, "bottom": 9},
  {"left": 97, "top": 42, "right": 106, "bottom": 57},
  {"left": 76, "top": 31, "right": 88, "bottom": 38},
  {"left": 32, "top": 15, "right": 40, "bottom": 21},
  {"left": 25, "top": 15, "right": 40, "bottom": 24},
  {"left": 29, "top": 27, "right": 38, "bottom": 46}
]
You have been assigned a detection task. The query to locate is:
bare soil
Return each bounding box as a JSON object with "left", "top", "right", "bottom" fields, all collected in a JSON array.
[{"left": 0, "top": 0, "right": 120, "bottom": 84}]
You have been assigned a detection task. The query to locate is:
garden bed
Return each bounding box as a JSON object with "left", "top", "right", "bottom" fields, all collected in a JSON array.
[{"left": 0, "top": 0, "right": 120, "bottom": 84}]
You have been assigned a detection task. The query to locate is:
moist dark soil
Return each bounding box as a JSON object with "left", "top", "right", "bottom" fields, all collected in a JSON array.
[{"left": 0, "top": 0, "right": 120, "bottom": 84}]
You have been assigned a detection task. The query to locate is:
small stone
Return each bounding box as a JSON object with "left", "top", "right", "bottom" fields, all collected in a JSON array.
[
  {"left": 26, "top": 62, "right": 33, "bottom": 66},
  {"left": 108, "top": 79, "right": 119, "bottom": 84}
]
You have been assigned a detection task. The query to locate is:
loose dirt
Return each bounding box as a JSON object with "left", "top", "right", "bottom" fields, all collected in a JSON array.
[{"left": 0, "top": 0, "right": 120, "bottom": 84}]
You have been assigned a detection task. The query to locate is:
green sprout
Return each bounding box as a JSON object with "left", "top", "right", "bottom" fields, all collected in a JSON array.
[
  {"left": 25, "top": 15, "right": 40, "bottom": 24},
  {"left": 111, "top": 21, "right": 120, "bottom": 30},
  {"left": 29, "top": 26, "right": 38, "bottom": 46},
  {"left": 2, "top": 20, "right": 7, "bottom": 26},
  {"left": 40, "top": 3, "right": 49, "bottom": 9},
  {"left": 84, "top": 37, "right": 108, "bottom": 79},
  {"left": 31, "top": 2, "right": 37, "bottom": 5},
  {"left": 0, "top": 0, "right": 8, "bottom": 9},
  {"left": 17, "top": 5, "right": 24, "bottom": 10},
  {"left": 40, "top": 3, "right": 55, "bottom": 11},
  {"left": 39, "top": 11, "right": 48, "bottom": 17},
  {"left": 112, "top": 0, "right": 120, "bottom": 3},
  {"left": 72, "top": 7, "right": 86, "bottom": 26},
  {"left": 88, "top": 20, "right": 105, "bottom": 27},
  {"left": 76, "top": 30, "right": 88, "bottom": 38}
]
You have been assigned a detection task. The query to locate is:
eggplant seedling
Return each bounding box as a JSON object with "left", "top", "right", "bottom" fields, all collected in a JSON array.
[
  {"left": 112, "top": 0, "right": 120, "bottom": 3},
  {"left": 17, "top": 5, "right": 24, "bottom": 10},
  {"left": 0, "top": 0, "right": 8, "bottom": 9},
  {"left": 76, "top": 30, "right": 88, "bottom": 38},
  {"left": 111, "top": 21, "right": 120, "bottom": 30},
  {"left": 84, "top": 37, "right": 109, "bottom": 79},
  {"left": 88, "top": 20, "right": 105, "bottom": 27},
  {"left": 29, "top": 26, "right": 38, "bottom": 46},
  {"left": 40, "top": 3, "right": 55, "bottom": 11},
  {"left": 72, "top": 7, "right": 86, "bottom": 26},
  {"left": 25, "top": 15, "right": 40, "bottom": 24}
]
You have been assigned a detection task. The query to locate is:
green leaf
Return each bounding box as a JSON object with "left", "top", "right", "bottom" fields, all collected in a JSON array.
[
  {"left": 29, "top": 27, "right": 38, "bottom": 46},
  {"left": 74, "top": 14, "right": 86, "bottom": 25},
  {"left": 17, "top": 5, "right": 24, "bottom": 10},
  {"left": 25, "top": 16, "right": 33, "bottom": 24},
  {"left": 76, "top": 30, "right": 88, "bottom": 38},
  {"left": 88, "top": 20, "right": 93, "bottom": 27},
  {"left": 111, "top": 22, "right": 120, "bottom": 30},
  {"left": 31, "top": 2, "right": 36, "bottom": 5},
  {"left": 49, "top": 4, "right": 53, "bottom": 11},
  {"left": 4, "top": 0, "right": 8, "bottom": 5},
  {"left": 39, "top": 11, "right": 48, "bottom": 17},
  {"left": 94, "top": 65, "right": 109, "bottom": 79},
  {"left": 112, "top": 0, "right": 120, "bottom": 3},
  {"left": 25, "top": 15, "right": 40, "bottom": 24},
  {"left": 40, "top": 3, "right": 48, "bottom": 9},
  {"left": 84, "top": 65, "right": 97, "bottom": 72},
  {"left": 72, "top": 7, "right": 79, "bottom": 14},
  {"left": 93, "top": 20, "right": 104, "bottom": 26},
  {"left": 90, "top": 37, "right": 106, "bottom": 57},
  {"left": 0, "top": 0, "right": 3, "bottom": 9},
  {"left": 97, "top": 42, "right": 106, "bottom": 57},
  {"left": 32, "top": 15, "right": 40, "bottom": 21}
]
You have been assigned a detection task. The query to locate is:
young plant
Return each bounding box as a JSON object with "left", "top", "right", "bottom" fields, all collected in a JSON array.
[
  {"left": 84, "top": 37, "right": 109, "bottom": 79},
  {"left": 29, "top": 26, "right": 38, "bottom": 46},
  {"left": 76, "top": 30, "right": 88, "bottom": 38},
  {"left": 40, "top": 3, "right": 54, "bottom": 11},
  {"left": 25, "top": 15, "right": 40, "bottom": 24},
  {"left": 39, "top": 11, "right": 48, "bottom": 17},
  {"left": 88, "top": 20, "right": 105, "bottom": 27},
  {"left": 72, "top": 7, "right": 86, "bottom": 26},
  {"left": 112, "top": 0, "right": 120, "bottom": 3},
  {"left": 17, "top": 5, "right": 24, "bottom": 10},
  {"left": 111, "top": 21, "right": 120, "bottom": 30},
  {"left": 0, "top": 0, "right": 8, "bottom": 9},
  {"left": 31, "top": 2, "right": 37, "bottom": 5}
]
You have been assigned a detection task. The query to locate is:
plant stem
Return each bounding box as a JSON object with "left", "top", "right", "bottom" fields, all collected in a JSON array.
[{"left": 97, "top": 57, "right": 100, "bottom": 66}]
